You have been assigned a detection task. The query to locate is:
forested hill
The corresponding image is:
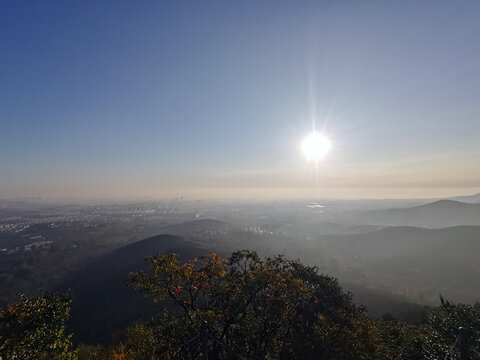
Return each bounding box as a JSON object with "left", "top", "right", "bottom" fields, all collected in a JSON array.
[{"left": 57, "top": 234, "right": 208, "bottom": 344}]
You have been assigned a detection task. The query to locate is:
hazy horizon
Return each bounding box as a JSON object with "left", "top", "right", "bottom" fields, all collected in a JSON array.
[
  {"left": 2, "top": 187, "right": 480, "bottom": 203},
  {"left": 2, "top": 1, "right": 480, "bottom": 200}
]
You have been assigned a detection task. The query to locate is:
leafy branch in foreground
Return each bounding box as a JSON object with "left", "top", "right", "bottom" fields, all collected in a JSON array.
[{"left": 0, "top": 290, "right": 77, "bottom": 360}]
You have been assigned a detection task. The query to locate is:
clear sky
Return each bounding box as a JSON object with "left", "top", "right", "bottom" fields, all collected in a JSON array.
[{"left": 1, "top": 0, "right": 480, "bottom": 200}]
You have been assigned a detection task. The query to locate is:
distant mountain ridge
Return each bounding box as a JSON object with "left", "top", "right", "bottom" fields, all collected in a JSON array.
[
  {"left": 365, "top": 199, "right": 480, "bottom": 228},
  {"left": 450, "top": 192, "right": 480, "bottom": 203}
]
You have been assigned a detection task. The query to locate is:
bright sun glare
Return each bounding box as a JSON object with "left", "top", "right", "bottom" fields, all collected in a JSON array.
[{"left": 301, "top": 132, "right": 331, "bottom": 161}]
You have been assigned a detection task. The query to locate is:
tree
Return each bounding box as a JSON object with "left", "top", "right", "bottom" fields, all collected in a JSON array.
[
  {"left": 127, "top": 250, "right": 377, "bottom": 359},
  {"left": 423, "top": 297, "right": 480, "bottom": 360},
  {"left": 374, "top": 298, "right": 480, "bottom": 360},
  {"left": 0, "top": 290, "right": 77, "bottom": 360},
  {"left": 374, "top": 319, "right": 425, "bottom": 360}
]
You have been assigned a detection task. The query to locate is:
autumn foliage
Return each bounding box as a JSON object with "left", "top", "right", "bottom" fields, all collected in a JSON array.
[
  {"left": 1, "top": 251, "right": 480, "bottom": 360},
  {"left": 126, "top": 250, "right": 376, "bottom": 359}
]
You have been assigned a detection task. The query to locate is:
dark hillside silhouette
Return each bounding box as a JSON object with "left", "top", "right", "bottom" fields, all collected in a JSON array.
[{"left": 58, "top": 234, "right": 207, "bottom": 344}]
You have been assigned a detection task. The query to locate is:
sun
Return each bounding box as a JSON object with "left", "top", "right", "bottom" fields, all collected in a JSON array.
[{"left": 301, "top": 132, "right": 331, "bottom": 161}]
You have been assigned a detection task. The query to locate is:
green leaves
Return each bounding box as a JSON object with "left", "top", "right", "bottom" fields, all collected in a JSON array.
[
  {"left": 423, "top": 298, "right": 480, "bottom": 359},
  {"left": 0, "top": 290, "right": 77, "bottom": 360}
]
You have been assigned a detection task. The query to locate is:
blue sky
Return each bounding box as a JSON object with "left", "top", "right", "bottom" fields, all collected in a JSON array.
[{"left": 1, "top": 1, "right": 480, "bottom": 199}]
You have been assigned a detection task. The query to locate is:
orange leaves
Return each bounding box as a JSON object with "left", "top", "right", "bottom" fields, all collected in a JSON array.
[
  {"left": 198, "top": 253, "right": 227, "bottom": 278},
  {"left": 108, "top": 343, "right": 133, "bottom": 360},
  {"left": 192, "top": 281, "right": 204, "bottom": 291}
]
